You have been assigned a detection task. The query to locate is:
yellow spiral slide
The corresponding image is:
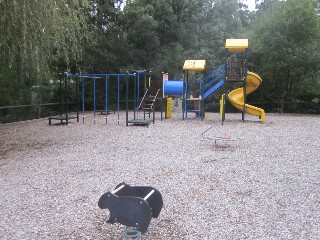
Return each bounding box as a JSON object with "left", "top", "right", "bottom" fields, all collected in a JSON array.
[{"left": 228, "top": 72, "right": 266, "bottom": 123}]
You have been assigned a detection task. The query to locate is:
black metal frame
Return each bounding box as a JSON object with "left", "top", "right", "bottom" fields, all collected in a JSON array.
[{"left": 222, "top": 52, "right": 247, "bottom": 124}]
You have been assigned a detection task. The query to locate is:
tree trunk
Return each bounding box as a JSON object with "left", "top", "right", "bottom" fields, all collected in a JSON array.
[{"left": 280, "top": 91, "right": 286, "bottom": 113}]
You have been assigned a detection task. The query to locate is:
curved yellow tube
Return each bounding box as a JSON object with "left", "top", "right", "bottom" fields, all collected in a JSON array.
[{"left": 227, "top": 72, "right": 266, "bottom": 123}]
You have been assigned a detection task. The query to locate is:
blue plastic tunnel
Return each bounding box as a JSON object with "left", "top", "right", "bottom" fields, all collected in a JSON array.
[{"left": 164, "top": 80, "right": 183, "bottom": 96}]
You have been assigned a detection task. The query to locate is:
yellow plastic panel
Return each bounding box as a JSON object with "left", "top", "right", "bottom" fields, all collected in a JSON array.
[
  {"left": 225, "top": 39, "right": 248, "bottom": 52},
  {"left": 165, "top": 97, "right": 173, "bottom": 119},
  {"left": 183, "top": 60, "right": 206, "bottom": 71}
]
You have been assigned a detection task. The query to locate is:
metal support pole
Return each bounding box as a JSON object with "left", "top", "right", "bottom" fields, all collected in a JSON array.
[
  {"left": 59, "top": 73, "right": 62, "bottom": 117},
  {"left": 65, "top": 73, "right": 68, "bottom": 125},
  {"left": 82, "top": 77, "right": 85, "bottom": 124},
  {"left": 105, "top": 76, "right": 108, "bottom": 124},
  {"left": 182, "top": 72, "right": 188, "bottom": 120},
  {"left": 242, "top": 79, "right": 246, "bottom": 122},
  {"left": 133, "top": 74, "right": 137, "bottom": 119},
  {"left": 76, "top": 76, "right": 79, "bottom": 122},
  {"left": 222, "top": 62, "right": 228, "bottom": 125},
  {"left": 137, "top": 73, "right": 140, "bottom": 109},
  {"left": 94, "top": 76, "right": 96, "bottom": 124},
  {"left": 126, "top": 75, "right": 129, "bottom": 126},
  {"left": 117, "top": 75, "right": 120, "bottom": 125},
  {"left": 242, "top": 51, "right": 248, "bottom": 123},
  {"left": 153, "top": 100, "right": 155, "bottom": 124}
]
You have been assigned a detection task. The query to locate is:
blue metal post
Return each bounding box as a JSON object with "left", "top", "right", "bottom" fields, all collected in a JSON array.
[
  {"left": 105, "top": 76, "right": 108, "bottom": 124},
  {"left": 137, "top": 73, "right": 140, "bottom": 108},
  {"left": 94, "top": 76, "right": 96, "bottom": 124},
  {"left": 82, "top": 77, "right": 85, "bottom": 124},
  {"left": 117, "top": 75, "right": 120, "bottom": 124}
]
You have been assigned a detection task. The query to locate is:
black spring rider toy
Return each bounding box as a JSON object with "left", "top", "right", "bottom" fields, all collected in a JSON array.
[{"left": 98, "top": 182, "right": 163, "bottom": 238}]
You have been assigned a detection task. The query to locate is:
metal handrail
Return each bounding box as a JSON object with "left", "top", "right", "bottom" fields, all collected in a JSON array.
[{"left": 136, "top": 88, "right": 149, "bottom": 110}]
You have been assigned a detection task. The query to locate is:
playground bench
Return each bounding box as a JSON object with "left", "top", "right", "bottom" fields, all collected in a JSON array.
[
  {"left": 48, "top": 115, "right": 77, "bottom": 125},
  {"left": 127, "top": 119, "right": 151, "bottom": 127}
]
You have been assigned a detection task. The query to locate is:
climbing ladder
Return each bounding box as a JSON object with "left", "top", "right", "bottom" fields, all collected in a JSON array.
[
  {"left": 184, "top": 96, "right": 202, "bottom": 120},
  {"left": 127, "top": 88, "right": 161, "bottom": 127},
  {"left": 138, "top": 88, "right": 161, "bottom": 119}
]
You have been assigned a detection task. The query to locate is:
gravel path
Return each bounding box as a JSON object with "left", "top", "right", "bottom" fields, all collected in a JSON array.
[{"left": 0, "top": 112, "right": 319, "bottom": 239}]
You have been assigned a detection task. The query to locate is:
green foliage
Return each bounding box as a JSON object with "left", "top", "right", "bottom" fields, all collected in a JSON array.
[
  {"left": 198, "top": 0, "right": 247, "bottom": 68},
  {"left": 0, "top": 0, "right": 89, "bottom": 106},
  {"left": 249, "top": 0, "right": 320, "bottom": 112}
]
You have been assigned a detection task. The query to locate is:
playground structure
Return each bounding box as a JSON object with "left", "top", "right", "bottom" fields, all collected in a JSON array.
[
  {"left": 162, "top": 60, "right": 208, "bottom": 121},
  {"left": 49, "top": 39, "right": 265, "bottom": 126},
  {"left": 183, "top": 60, "right": 206, "bottom": 121},
  {"left": 163, "top": 38, "right": 266, "bottom": 124},
  {"left": 98, "top": 182, "right": 163, "bottom": 238},
  {"left": 48, "top": 70, "right": 163, "bottom": 126},
  {"left": 48, "top": 73, "right": 79, "bottom": 125},
  {"left": 221, "top": 39, "right": 266, "bottom": 124},
  {"left": 71, "top": 73, "right": 135, "bottom": 125},
  {"left": 128, "top": 70, "right": 162, "bottom": 127}
]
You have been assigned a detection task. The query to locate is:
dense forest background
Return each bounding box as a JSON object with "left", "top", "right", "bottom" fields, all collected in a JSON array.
[{"left": 0, "top": 0, "right": 320, "bottom": 122}]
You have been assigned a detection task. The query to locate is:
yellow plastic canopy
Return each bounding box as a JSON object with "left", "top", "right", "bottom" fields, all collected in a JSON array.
[
  {"left": 183, "top": 60, "right": 206, "bottom": 71},
  {"left": 225, "top": 39, "right": 248, "bottom": 53}
]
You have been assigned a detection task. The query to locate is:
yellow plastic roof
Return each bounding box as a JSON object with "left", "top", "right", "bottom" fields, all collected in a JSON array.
[
  {"left": 225, "top": 39, "right": 248, "bottom": 52},
  {"left": 183, "top": 60, "right": 206, "bottom": 71}
]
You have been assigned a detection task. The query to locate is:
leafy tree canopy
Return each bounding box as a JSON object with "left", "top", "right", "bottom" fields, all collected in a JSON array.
[{"left": 249, "top": 0, "right": 320, "bottom": 111}]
